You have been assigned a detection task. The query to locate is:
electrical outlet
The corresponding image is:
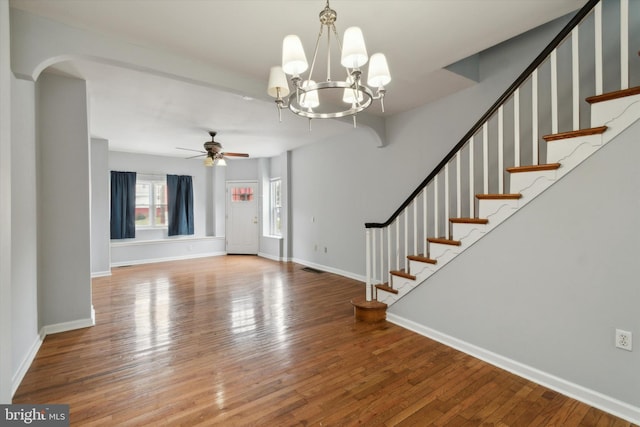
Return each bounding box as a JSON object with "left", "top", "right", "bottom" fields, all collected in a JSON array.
[{"left": 615, "top": 329, "right": 632, "bottom": 351}]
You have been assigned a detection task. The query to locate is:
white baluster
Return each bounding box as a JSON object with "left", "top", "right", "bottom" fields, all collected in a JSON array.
[
  {"left": 395, "top": 218, "right": 400, "bottom": 270},
  {"left": 413, "top": 198, "right": 417, "bottom": 255},
  {"left": 379, "top": 228, "right": 384, "bottom": 285},
  {"left": 551, "top": 49, "right": 558, "bottom": 134},
  {"left": 532, "top": 69, "right": 539, "bottom": 165},
  {"left": 456, "top": 151, "right": 461, "bottom": 218},
  {"left": 498, "top": 106, "right": 504, "bottom": 194},
  {"left": 572, "top": 27, "right": 580, "bottom": 131},
  {"left": 621, "top": 0, "right": 629, "bottom": 90},
  {"left": 595, "top": 2, "right": 603, "bottom": 95},
  {"left": 514, "top": 89, "right": 520, "bottom": 167},
  {"left": 469, "top": 137, "right": 475, "bottom": 217},
  {"left": 482, "top": 123, "right": 489, "bottom": 194},
  {"left": 434, "top": 174, "right": 439, "bottom": 238},
  {"left": 404, "top": 208, "right": 408, "bottom": 267},
  {"left": 365, "top": 228, "right": 372, "bottom": 301},
  {"left": 423, "top": 186, "right": 428, "bottom": 255},
  {"left": 445, "top": 163, "right": 450, "bottom": 239},
  {"left": 386, "top": 226, "right": 391, "bottom": 281},
  {"left": 371, "top": 228, "right": 377, "bottom": 285}
]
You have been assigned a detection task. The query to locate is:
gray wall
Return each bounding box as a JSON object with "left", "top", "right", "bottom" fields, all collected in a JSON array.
[
  {"left": 37, "top": 72, "right": 93, "bottom": 329},
  {"left": 90, "top": 138, "right": 110, "bottom": 276},
  {"left": 391, "top": 119, "right": 640, "bottom": 409},
  {"left": 10, "top": 75, "right": 39, "bottom": 389},
  {"left": 1, "top": 0, "right": 13, "bottom": 404}
]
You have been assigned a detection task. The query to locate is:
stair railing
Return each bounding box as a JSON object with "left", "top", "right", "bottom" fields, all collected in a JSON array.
[{"left": 364, "top": 0, "right": 636, "bottom": 301}]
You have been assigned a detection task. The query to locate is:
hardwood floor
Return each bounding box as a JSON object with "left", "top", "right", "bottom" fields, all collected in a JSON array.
[{"left": 14, "top": 256, "right": 636, "bottom": 426}]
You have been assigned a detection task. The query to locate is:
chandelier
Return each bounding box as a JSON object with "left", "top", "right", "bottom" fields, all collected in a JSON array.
[{"left": 267, "top": 0, "right": 391, "bottom": 127}]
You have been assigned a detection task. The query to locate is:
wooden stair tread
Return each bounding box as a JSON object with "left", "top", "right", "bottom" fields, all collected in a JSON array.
[
  {"left": 427, "top": 237, "right": 461, "bottom": 246},
  {"left": 585, "top": 86, "right": 640, "bottom": 104},
  {"left": 476, "top": 193, "right": 522, "bottom": 200},
  {"left": 543, "top": 126, "right": 607, "bottom": 141},
  {"left": 506, "top": 163, "right": 560, "bottom": 173},
  {"left": 449, "top": 217, "right": 489, "bottom": 225},
  {"left": 375, "top": 283, "right": 399, "bottom": 294},
  {"left": 390, "top": 270, "right": 416, "bottom": 280},
  {"left": 407, "top": 254, "right": 437, "bottom": 264}
]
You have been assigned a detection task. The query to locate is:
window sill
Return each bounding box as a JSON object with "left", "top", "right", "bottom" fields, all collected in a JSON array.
[{"left": 111, "top": 236, "right": 223, "bottom": 247}]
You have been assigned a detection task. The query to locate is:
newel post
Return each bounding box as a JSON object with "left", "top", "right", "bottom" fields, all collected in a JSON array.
[{"left": 365, "top": 228, "right": 372, "bottom": 301}]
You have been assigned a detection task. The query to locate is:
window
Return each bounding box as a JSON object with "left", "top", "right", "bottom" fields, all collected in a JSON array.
[
  {"left": 135, "top": 180, "right": 168, "bottom": 227},
  {"left": 231, "top": 186, "right": 254, "bottom": 202},
  {"left": 270, "top": 179, "right": 282, "bottom": 236}
]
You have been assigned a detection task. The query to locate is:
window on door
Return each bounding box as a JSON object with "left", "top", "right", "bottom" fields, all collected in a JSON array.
[
  {"left": 231, "top": 186, "right": 254, "bottom": 202},
  {"left": 135, "top": 180, "right": 168, "bottom": 228}
]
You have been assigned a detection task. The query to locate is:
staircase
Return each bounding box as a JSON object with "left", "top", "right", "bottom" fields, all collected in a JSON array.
[{"left": 353, "top": 0, "right": 639, "bottom": 319}]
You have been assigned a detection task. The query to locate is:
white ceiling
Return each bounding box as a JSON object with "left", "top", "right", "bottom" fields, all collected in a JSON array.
[{"left": 10, "top": 0, "right": 587, "bottom": 159}]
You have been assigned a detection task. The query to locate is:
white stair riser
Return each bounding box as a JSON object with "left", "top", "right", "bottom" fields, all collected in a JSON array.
[
  {"left": 477, "top": 199, "right": 519, "bottom": 222},
  {"left": 509, "top": 170, "right": 557, "bottom": 205},
  {"left": 409, "top": 259, "right": 437, "bottom": 278},
  {"left": 451, "top": 223, "right": 488, "bottom": 246},
  {"left": 428, "top": 242, "right": 462, "bottom": 265},
  {"left": 546, "top": 134, "right": 603, "bottom": 177},
  {"left": 591, "top": 94, "right": 640, "bottom": 142}
]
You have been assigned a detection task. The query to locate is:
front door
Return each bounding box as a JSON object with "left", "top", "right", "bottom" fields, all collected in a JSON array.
[{"left": 225, "top": 182, "right": 259, "bottom": 254}]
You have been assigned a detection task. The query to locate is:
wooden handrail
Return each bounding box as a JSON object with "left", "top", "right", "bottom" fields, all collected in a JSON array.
[{"left": 365, "top": 0, "right": 599, "bottom": 229}]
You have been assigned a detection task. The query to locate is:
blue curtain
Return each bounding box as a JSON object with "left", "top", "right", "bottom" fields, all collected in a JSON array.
[
  {"left": 167, "top": 174, "right": 194, "bottom": 236},
  {"left": 110, "top": 171, "right": 136, "bottom": 239}
]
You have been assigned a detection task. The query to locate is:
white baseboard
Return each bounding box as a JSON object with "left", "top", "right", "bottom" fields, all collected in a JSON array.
[
  {"left": 11, "top": 330, "right": 44, "bottom": 397},
  {"left": 91, "top": 270, "right": 111, "bottom": 278},
  {"left": 387, "top": 313, "right": 640, "bottom": 425},
  {"left": 42, "top": 305, "right": 96, "bottom": 335},
  {"left": 111, "top": 251, "right": 226, "bottom": 268},
  {"left": 258, "top": 252, "right": 282, "bottom": 262},
  {"left": 290, "top": 258, "right": 365, "bottom": 283}
]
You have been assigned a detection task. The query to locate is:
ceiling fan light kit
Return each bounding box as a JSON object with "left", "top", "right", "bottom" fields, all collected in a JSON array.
[{"left": 267, "top": 0, "right": 391, "bottom": 127}]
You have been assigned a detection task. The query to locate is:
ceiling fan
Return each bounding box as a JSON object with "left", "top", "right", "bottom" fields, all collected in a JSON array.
[{"left": 177, "top": 131, "right": 249, "bottom": 166}]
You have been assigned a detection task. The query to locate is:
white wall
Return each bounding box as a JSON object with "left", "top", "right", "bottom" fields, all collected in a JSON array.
[
  {"left": 90, "top": 138, "right": 110, "bottom": 276},
  {"left": 37, "top": 72, "right": 93, "bottom": 330},
  {"left": 10, "top": 75, "right": 39, "bottom": 394},
  {"left": 0, "top": 0, "right": 13, "bottom": 404},
  {"left": 107, "top": 151, "right": 226, "bottom": 265},
  {"left": 391, "top": 119, "right": 640, "bottom": 418}
]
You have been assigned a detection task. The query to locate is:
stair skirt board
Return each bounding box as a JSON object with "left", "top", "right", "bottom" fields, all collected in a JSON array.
[
  {"left": 375, "top": 92, "right": 640, "bottom": 307},
  {"left": 387, "top": 313, "right": 640, "bottom": 425}
]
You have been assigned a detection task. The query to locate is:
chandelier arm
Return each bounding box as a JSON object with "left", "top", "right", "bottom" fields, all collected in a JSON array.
[
  {"left": 326, "top": 22, "right": 331, "bottom": 81},
  {"left": 306, "top": 23, "right": 325, "bottom": 87},
  {"left": 330, "top": 24, "right": 353, "bottom": 76}
]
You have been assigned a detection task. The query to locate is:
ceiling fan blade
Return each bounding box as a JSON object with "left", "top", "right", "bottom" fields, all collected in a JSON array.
[
  {"left": 185, "top": 153, "right": 207, "bottom": 159},
  {"left": 176, "top": 147, "right": 206, "bottom": 154},
  {"left": 222, "top": 152, "right": 249, "bottom": 157}
]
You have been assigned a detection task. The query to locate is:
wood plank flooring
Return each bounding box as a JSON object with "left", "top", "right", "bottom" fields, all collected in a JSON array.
[{"left": 13, "top": 256, "right": 637, "bottom": 426}]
